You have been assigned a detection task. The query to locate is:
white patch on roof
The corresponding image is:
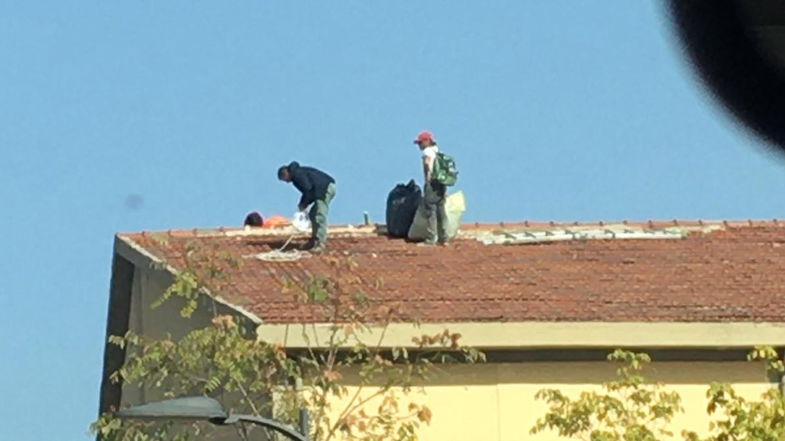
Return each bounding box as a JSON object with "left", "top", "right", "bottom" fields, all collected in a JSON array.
[
  {"left": 247, "top": 249, "right": 312, "bottom": 262},
  {"left": 473, "top": 224, "right": 720, "bottom": 245}
]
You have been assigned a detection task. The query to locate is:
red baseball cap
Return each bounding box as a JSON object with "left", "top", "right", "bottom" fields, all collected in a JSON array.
[{"left": 413, "top": 131, "right": 434, "bottom": 144}]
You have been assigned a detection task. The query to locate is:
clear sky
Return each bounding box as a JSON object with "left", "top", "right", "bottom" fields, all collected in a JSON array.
[{"left": 2, "top": 1, "right": 784, "bottom": 440}]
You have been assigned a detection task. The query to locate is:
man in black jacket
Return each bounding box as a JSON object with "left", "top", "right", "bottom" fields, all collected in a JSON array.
[{"left": 278, "top": 161, "right": 336, "bottom": 253}]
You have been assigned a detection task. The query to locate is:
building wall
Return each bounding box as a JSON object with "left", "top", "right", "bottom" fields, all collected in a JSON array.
[
  {"left": 115, "top": 263, "right": 263, "bottom": 441},
  {"left": 108, "top": 242, "right": 779, "bottom": 440},
  {"left": 330, "top": 361, "right": 773, "bottom": 441},
  {"left": 118, "top": 266, "right": 777, "bottom": 441},
  {"left": 121, "top": 264, "right": 256, "bottom": 407}
]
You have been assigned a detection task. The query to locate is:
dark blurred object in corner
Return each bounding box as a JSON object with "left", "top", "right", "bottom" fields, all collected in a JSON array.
[{"left": 668, "top": 0, "right": 785, "bottom": 151}]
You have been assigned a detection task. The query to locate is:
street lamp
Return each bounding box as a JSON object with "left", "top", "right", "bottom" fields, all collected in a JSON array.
[{"left": 115, "top": 396, "right": 312, "bottom": 441}]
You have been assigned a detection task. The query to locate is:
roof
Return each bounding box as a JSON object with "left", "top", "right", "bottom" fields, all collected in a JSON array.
[{"left": 117, "top": 220, "right": 785, "bottom": 324}]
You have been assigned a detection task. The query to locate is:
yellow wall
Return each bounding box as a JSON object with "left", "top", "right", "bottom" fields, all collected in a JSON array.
[{"left": 328, "top": 362, "right": 773, "bottom": 441}]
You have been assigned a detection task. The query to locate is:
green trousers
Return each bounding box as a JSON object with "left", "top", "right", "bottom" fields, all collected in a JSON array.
[
  {"left": 423, "top": 181, "right": 448, "bottom": 243},
  {"left": 309, "top": 182, "right": 336, "bottom": 245}
]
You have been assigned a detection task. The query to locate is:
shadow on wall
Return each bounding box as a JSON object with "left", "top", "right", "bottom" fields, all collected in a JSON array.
[{"left": 339, "top": 359, "right": 771, "bottom": 387}]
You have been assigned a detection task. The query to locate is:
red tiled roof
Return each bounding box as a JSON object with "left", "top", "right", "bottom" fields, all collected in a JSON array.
[{"left": 119, "top": 221, "right": 785, "bottom": 324}]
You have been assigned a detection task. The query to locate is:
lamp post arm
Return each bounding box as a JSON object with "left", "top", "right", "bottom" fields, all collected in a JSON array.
[{"left": 221, "top": 414, "right": 312, "bottom": 441}]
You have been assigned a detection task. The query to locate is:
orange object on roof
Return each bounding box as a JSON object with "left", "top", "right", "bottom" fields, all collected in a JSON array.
[{"left": 264, "top": 215, "right": 290, "bottom": 228}]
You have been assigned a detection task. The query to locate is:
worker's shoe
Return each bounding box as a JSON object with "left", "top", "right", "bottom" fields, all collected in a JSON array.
[
  {"left": 302, "top": 239, "right": 327, "bottom": 254},
  {"left": 417, "top": 241, "right": 437, "bottom": 247},
  {"left": 310, "top": 243, "right": 327, "bottom": 254}
]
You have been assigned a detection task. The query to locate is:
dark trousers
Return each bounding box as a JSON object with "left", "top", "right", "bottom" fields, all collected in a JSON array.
[{"left": 423, "top": 182, "right": 448, "bottom": 243}]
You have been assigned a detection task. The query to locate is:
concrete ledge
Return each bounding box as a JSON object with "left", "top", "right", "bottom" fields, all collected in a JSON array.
[{"left": 256, "top": 321, "right": 785, "bottom": 349}]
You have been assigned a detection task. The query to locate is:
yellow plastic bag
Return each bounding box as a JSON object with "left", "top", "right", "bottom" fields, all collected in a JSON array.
[{"left": 407, "top": 191, "right": 467, "bottom": 241}]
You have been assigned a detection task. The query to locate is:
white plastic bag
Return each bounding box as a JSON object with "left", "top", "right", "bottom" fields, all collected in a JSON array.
[
  {"left": 444, "top": 191, "right": 466, "bottom": 238},
  {"left": 292, "top": 211, "right": 312, "bottom": 233}
]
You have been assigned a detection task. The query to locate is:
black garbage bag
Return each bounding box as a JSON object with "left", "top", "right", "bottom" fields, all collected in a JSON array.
[{"left": 386, "top": 179, "right": 422, "bottom": 238}]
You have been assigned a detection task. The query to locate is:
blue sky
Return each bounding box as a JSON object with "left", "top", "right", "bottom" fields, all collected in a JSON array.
[{"left": 1, "top": 1, "right": 784, "bottom": 440}]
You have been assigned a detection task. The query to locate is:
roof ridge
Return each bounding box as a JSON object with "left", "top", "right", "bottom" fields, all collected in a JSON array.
[{"left": 118, "top": 218, "right": 785, "bottom": 238}]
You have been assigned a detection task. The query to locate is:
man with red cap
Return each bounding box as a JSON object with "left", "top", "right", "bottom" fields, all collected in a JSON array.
[{"left": 414, "top": 130, "right": 448, "bottom": 246}]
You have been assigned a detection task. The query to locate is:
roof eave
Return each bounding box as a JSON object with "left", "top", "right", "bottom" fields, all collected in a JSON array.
[
  {"left": 114, "top": 234, "right": 265, "bottom": 325},
  {"left": 256, "top": 321, "right": 785, "bottom": 350}
]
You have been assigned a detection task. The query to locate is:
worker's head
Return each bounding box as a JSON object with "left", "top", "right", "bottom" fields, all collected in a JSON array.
[
  {"left": 244, "top": 211, "right": 264, "bottom": 227},
  {"left": 413, "top": 131, "right": 435, "bottom": 149},
  {"left": 277, "top": 165, "right": 292, "bottom": 182}
]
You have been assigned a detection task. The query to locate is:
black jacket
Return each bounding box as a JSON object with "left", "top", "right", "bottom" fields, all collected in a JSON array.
[{"left": 288, "top": 161, "right": 335, "bottom": 207}]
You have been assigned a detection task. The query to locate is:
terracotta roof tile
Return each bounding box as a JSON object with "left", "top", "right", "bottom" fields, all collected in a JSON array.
[{"left": 120, "top": 221, "right": 785, "bottom": 324}]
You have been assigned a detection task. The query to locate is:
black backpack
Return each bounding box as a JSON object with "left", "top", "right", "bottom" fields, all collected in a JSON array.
[{"left": 386, "top": 180, "right": 422, "bottom": 238}]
